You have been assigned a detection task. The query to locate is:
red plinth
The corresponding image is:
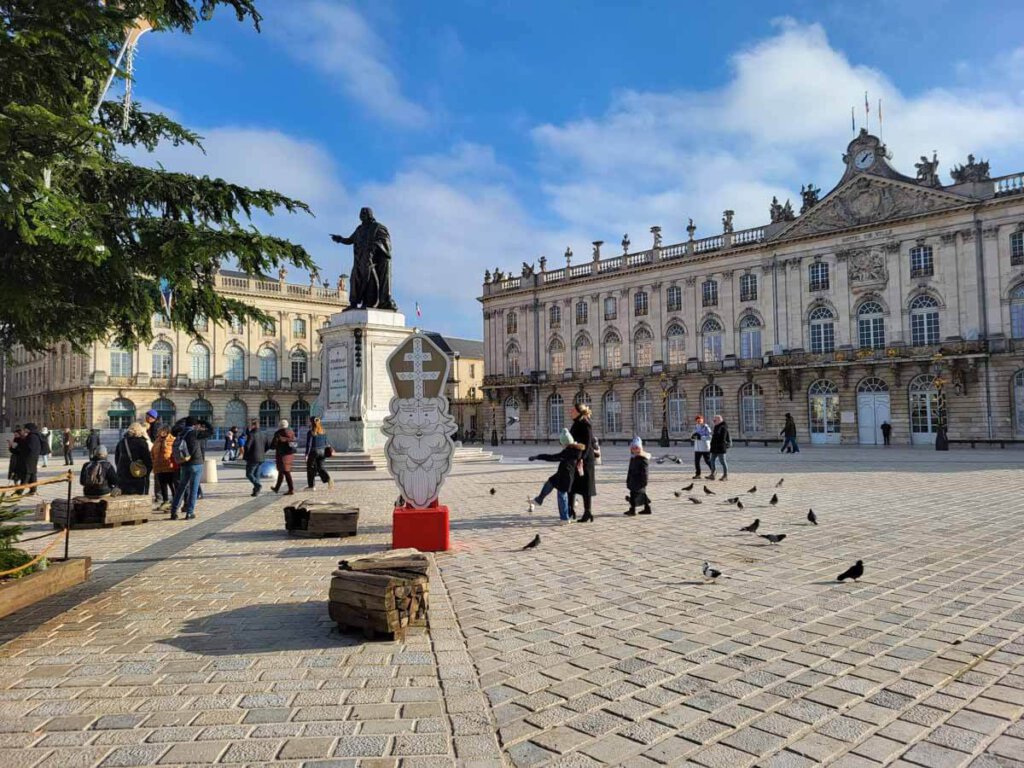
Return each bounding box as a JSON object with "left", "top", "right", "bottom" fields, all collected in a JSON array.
[{"left": 392, "top": 502, "right": 450, "bottom": 552}]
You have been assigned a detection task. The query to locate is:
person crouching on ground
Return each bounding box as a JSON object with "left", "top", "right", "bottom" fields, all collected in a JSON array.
[
  {"left": 80, "top": 446, "right": 118, "bottom": 498},
  {"left": 528, "top": 428, "right": 584, "bottom": 523},
  {"left": 690, "top": 415, "right": 713, "bottom": 479},
  {"left": 625, "top": 437, "right": 652, "bottom": 516},
  {"left": 708, "top": 414, "right": 731, "bottom": 481}
]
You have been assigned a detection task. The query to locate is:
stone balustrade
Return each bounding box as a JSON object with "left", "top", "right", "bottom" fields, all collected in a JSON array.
[{"left": 993, "top": 173, "right": 1024, "bottom": 197}]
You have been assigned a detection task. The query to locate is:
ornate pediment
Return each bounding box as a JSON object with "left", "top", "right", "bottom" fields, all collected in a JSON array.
[{"left": 772, "top": 176, "right": 972, "bottom": 240}]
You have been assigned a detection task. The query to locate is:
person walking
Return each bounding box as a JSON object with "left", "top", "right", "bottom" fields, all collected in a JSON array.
[
  {"left": 625, "top": 437, "right": 652, "bottom": 516},
  {"left": 242, "top": 419, "right": 265, "bottom": 496},
  {"left": 7, "top": 426, "right": 25, "bottom": 484},
  {"left": 780, "top": 413, "right": 800, "bottom": 453},
  {"left": 168, "top": 416, "right": 205, "bottom": 520},
  {"left": 62, "top": 428, "right": 75, "bottom": 466},
  {"left": 880, "top": 421, "right": 892, "bottom": 446},
  {"left": 85, "top": 429, "right": 100, "bottom": 458},
  {"left": 270, "top": 419, "right": 297, "bottom": 495},
  {"left": 150, "top": 425, "right": 178, "bottom": 509},
  {"left": 80, "top": 446, "right": 118, "bottom": 498},
  {"left": 39, "top": 426, "right": 51, "bottom": 468},
  {"left": 708, "top": 414, "right": 732, "bottom": 481},
  {"left": 222, "top": 427, "right": 238, "bottom": 462},
  {"left": 115, "top": 422, "right": 152, "bottom": 496},
  {"left": 20, "top": 423, "right": 44, "bottom": 494},
  {"left": 305, "top": 417, "right": 333, "bottom": 490},
  {"left": 690, "top": 415, "right": 713, "bottom": 479},
  {"left": 568, "top": 403, "right": 597, "bottom": 523}
]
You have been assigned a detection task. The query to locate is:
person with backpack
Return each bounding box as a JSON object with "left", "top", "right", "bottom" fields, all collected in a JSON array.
[
  {"left": 305, "top": 417, "right": 333, "bottom": 491},
  {"left": 150, "top": 425, "right": 178, "bottom": 509},
  {"left": 168, "top": 416, "right": 206, "bottom": 520},
  {"left": 242, "top": 419, "right": 265, "bottom": 496},
  {"left": 115, "top": 422, "right": 153, "bottom": 495},
  {"left": 270, "top": 419, "right": 297, "bottom": 495},
  {"left": 708, "top": 414, "right": 732, "bottom": 481},
  {"left": 81, "top": 445, "right": 119, "bottom": 498}
]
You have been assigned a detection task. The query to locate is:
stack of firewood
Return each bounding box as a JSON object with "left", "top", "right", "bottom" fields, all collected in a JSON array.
[{"left": 328, "top": 549, "right": 429, "bottom": 641}]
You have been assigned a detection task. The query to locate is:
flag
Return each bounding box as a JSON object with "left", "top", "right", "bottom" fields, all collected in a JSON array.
[{"left": 415, "top": 302, "right": 422, "bottom": 318}]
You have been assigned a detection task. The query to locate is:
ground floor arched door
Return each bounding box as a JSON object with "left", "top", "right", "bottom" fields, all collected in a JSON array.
[
  {"left": 909, "top": 374, "right": 940, "bottom": 445},
  {"left": 856, "top": 377, "right": 891, "bottom": 445},
  {"left": 808, "top": 379, "right": 841, "bottom": 445},
  {"left": 504, "top": 397, "right": 521, "bottom": 440}
]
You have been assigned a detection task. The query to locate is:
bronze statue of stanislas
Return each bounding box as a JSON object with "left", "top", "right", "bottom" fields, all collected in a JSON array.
[{"left": 331, "top": 207, "right": 397, "bottom": 311}]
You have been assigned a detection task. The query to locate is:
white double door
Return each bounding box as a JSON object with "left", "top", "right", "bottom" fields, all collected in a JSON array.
[{"left": 857, "top": 392, "right": 891, "bottom": 445}]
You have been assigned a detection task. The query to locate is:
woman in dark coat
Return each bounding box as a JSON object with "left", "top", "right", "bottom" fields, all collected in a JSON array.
[
  {"left": 568, "top": 403, "right": 597, "bottom": 523},
  {"left": 270, "top": 419, "right": 296, "bottom": 495},
  {"left": 115, "top": 421, "right": 153, "bottom": 495}
]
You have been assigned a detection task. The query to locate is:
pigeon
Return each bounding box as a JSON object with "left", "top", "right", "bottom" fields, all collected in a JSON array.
[
  {"left": 747, "top": 485, "right": 757, "bottom": 494},
  {"left": 775, "top": 478, "right": 785, "bottom": 488},
  {"left": 673, "top": 490, "right": 683, "bottom": 498},
  {"left": 654, "top": 456, "right": 667, "bottom": 465},
  {"left": 668, "top": 456, "right": 683, "bottom": 465},
  {"left": 739, "top": 518, "right": 760, "bottom": 533},
  {"left": 703, "top": 485, "right": 716, "bottom": 495},
  {"left": 837, "top": 560, "right": 864, "bottom": 582},
  {"left": 682, "top": 482, "right": 694, "bottom": 492},
  {"left": 489, "top": 488, "right": 496, "bottom": 496},
  {"left": 702, "top": 561, "right": 722, "bottom": 580},
  {"left": 395, "top": 495, "right": 405, "bottom": 507},
  {"left": 769, "top": 493, "right": 779, "bottom": 506},
  {"left": 760, "top": 533, "right": 787, "bottom": 545},
  {"left": 521, "top": 534, "right": 541, "bottom": 550},
  {"left": 725, "top": 496, "right": 739, "bottom": 505},
  {"left": 807, "top": 509, "right": 817, "bottom": 525},
  {"left": 507, "top": 416, "right": 520, "bottom": 426},
  {"left": 687, "top": 496, "right": 703, "bottom": 504},
  {"left": 736, "top": 499, "right": 745, "bottom": 510}
]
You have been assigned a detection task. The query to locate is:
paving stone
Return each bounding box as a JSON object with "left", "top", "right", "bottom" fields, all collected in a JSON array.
[
  {"left": 331, "top": 736, "right": 389, "bottom": 758},
  {"left": 99, "top": 744, "right": 169, "bottom": 766},
  {"left": 158, "top": 740, "right": 228, "bottom": 763}
]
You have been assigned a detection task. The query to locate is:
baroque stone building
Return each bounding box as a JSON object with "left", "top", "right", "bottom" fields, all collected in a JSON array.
[
  {"left": 8, "top": 270, "right": 347, "bottom": 435},
  {"left": 480, "top": 131, "right": 1024, "bottom": 446}
]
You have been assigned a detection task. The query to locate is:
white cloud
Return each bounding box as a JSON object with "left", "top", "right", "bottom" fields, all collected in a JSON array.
[{"left": 266, "top": 0, "right": 428, "bottom": 128}]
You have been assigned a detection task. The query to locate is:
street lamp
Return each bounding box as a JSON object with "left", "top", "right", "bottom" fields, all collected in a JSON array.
[
  {"left": 659, "top": 374, "right": 671, "bottom": 448},
  {"left": 452, "top": 351, "right": 462, "bottom": 441},
  {"left": 930, "top": 353, "right": 949, "bottom": 451}
]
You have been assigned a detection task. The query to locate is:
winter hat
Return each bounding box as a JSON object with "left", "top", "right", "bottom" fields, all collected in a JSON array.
[
  {"left": 558, "top": 428, "right": 573, "bottom": 446},
  {"left": 145, "top": 409, "right": 159, "bottom": 419},
  {"left": 630, "top": 437, "right": 643, "bottom": 449}
]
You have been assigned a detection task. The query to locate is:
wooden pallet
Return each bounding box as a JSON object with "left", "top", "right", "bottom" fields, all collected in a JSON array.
[
  {"left": 51, "top": 495, "right": 151, "bottom": 528},
  {"left": 54, "top": 518, "right": 148, "bottom": 530},
  {"left": 328, "top": 549, "right": 430, "bottom": 641},
  {"left": 284, "top": 501, "right": 359, "bottom": 538}
]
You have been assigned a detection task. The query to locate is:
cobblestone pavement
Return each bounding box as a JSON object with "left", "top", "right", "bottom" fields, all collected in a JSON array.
[{"left": 2, "top": 447, "right": 1024, "bottom": 767}]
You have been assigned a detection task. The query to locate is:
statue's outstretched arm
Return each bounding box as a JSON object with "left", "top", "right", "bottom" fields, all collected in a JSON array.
[{"left": 331, "top": 230, "right": 357, "bottom": 245}]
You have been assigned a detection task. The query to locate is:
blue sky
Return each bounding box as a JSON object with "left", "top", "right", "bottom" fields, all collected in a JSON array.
[{"left": 132, "top": 0, "right": 1024, "bottom": 338}]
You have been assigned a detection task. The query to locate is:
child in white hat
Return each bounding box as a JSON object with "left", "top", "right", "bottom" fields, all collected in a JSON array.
[{"left": 625, "top": 437, "right": 651, "bottom": 516}]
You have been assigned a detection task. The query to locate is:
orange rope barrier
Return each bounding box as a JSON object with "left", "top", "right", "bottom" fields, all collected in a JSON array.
[
  {"left": 0, "top": 528, "right": 67, "bottom": 578},
  {"left": 0, "top": 472, "right": 73, "bottom": 495}
]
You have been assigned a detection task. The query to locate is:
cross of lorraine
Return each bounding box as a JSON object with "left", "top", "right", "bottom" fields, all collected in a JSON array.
[{"left": 386, "top": 333, "right": 449, "bottom": 401}]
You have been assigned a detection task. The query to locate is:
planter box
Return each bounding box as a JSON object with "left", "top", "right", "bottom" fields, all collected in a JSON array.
[{"left": 0, "top": 558, "right": 91, "bottom": 620}]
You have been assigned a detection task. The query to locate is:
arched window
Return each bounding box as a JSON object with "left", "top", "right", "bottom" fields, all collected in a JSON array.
[
  {"left": 702, "top": 385, "right": 723, "bottom": 419},
  {"left": 259, "top": 399, "right": 280, "bottom": 429},
  {"left": 225, "top": 345, "right": 245, "bottom": 381},
  {"left": 666, "top": 285, "right": 682, "bottom": 312},
  {"left": 603, "top": 391, "right": 622, "bottom": 433},
  {"left": 603, "top": 331, "right": 622, "bottom": 369},
  {"left": 189, "top": 343, "right": 210, "bottom": 381},
  {"left": 507, "top": 312, "right": 518, "bottom": 335},
  {"left": 291, "top": 399, "right": 310, "bottom": 427},
  {"left": 634, "top": 290, "right": 649, "bottom": 317},
  {"left": 548, "top": 394, "right": 564, "bottom": 435},
  {"left": 808, "top": 306, "right": 835, "bottom": 353},
  {"left": 258, "top": 346, "right": 278, "bottom": 383},
  {"left": 224, "top": 399, "right": 247, "bottom": 429},
  {"left": 667, "top": 389, "right": 686, "bottom": 434},
  {"left": 549, "top": 304, "right": 561, "bottom": 329},
  {"left": 857, "top": 301, "right": 886, "bottom": 350},
  {"left": 739, "top": 273, "right": 757, "bottom": 302},
  {"left": 909, "top": 295, "right": 940, "bottom": 346},
  {"left": 151, "top": 397, "right": 176, "bottom": 426},
  {"left": 808, "top": 261, "right": 830, "bottom": 291},
  {"left": 108, "top": 397, "right": 135, "bottom": 430},
  {"left": 909, "top": 374, "right": 941, "bottom": 442},
  {"left": 548, "top": 338, "right": 565, "bottom": 373},
  {"left": 666, "top": 324, "right": 686, "bottom": 365},
  {"left": 701, "top": 318, "right": 723, "bottom": 362},
  {"left": 1009, "top": 284, "right": 1024, "bottom": 339},
  {"left": 575, "top": 301, "right": 588, "bottom": 325},
  {"left": 740, "top": 382, "right": 765, "bottom": 434},
  {"left": 290, "top": 348, "right": 308, "bottom": 383},
  {"left": 739, "top": 315, "right": 762, "bottom": 359},
  {"left": 574, "top": 391, "right": 591, "bottom": 410},
  {"left": 575, "top": 334, "right": 593, "bottom": 371},
  {"left": 634, "top": 327, "right": 654, "bottom": 367},
  {"left": 109, "top": 346, "right": 133, "bottom": 378},
  {"left": 702, "top": 280, "right": 718, "bottom": 307},
  {"left": 505, "top": 342, "right": 521, "bottom": 377},
  {"left": 151, "top": 341, "right": 173, "bottom": 378},
  {"left": 189, "top": 397, "right": 213, "bottom": 424},
  {"left": 633, "top": 389, "right": 653, "bottom": 435},
  {"left": 1013, "top": 370, "right": 1024, "bottom": 436},
  {"left": 809, "top": 379, "right": 841, "bottom": 441}
]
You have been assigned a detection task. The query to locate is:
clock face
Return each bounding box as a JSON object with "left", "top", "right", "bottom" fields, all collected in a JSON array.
[{"left": 854, "top": 150, "right": 875, "bottom": 170}]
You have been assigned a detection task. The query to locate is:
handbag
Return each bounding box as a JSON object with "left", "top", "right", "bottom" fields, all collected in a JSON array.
[
  {"left": 125, "top": 438, "right": 147, "bottom": 479},
  {"left": 324, "top": 445, "right": 334, "bottom": 458}
]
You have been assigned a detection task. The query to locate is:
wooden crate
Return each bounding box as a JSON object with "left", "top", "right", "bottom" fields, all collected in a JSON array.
[
  {"left": 51, "top": 496, "right": 150, "bottom": 529},
  {"left": 328, "top": 550, "right": 430, "bottom": 641},
  {"left": 284, "top": 501, "right": 359, "bottom": 538}
]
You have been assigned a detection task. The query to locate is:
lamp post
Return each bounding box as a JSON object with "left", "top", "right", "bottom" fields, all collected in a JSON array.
[
  {"left": 930, "top": 353, "right": 949, "bottom": 451},
  {"left": 452, "top": 351, "right": 462, "bottom": 441},
  {"left": 659, "top": 374, "right": 671, "bottom": 448}
]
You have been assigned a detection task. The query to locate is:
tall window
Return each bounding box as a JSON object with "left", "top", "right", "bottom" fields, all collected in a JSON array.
[
  {"left": 668, "top": 390, "right": 686, "bottom": 433},
  {"left": 575, "top": 335, "right": 593, "bottom": 371},
  {"left": 290, "top": 400, "right": 310, "bottom": 427},
  {"left": 225, "top": 399, "right": 247, "bottom": 428},
  {"left": 739, "top": 273, "right": 757, "bottom": 302},
  {"left": 576, "top": 301, "right": 589, "bottom": 325},
  {"left": 151, "top": 341, "right": 173, "bottom": 378},
  {"left": 189, "top": 343, "right": 210, "bottom": 381},
  {"left": 634, "top": 327, "right": 654, "bottom": 367},
  {"left": 293, "top": 318, "right": 307, "bottom": 339},
  {"left": 1011, "top": 285, "right": 1024, "bottom": 339},
  {"left": 909, "top": 295, "right": 940, "bottom": 346},
  {"left": 258, "top": 346, "right": 278, "bottom": 383},
  {"left": 634, "top": 290, "right": 649, "bottom": 317},
  {"left": 702, "top": 280, "right": 718, "bottom": 307},
  {"left": 505, "top": 342, "right": 521, "bottom": 376},
  {"left": 809, "top": 262, "right": 830, "bottom": 292},
  {"left": 857, "top": 301, "right": 886, "bottom": 349},
  {"left": 1014, "top": 370, "right": 1024, "bottom": 436},
  {"left": 1011, "top": 231, "right": 1024, "bottom": 266},
  {"left": 809, "top": 307, "right": 835, "bottom": 353},
  {"left": 909, "top": 375, "right": 940, "bottom": 437},
  {"left": 549, "top": 304, "right": 561, "bottom": 329},
  {"left": 604, "top": 296, "right": 617, "bottom": 320},
  {"left": 702, "top": 385, "right": 723, "bottom": 419},
  {"left": 109, "top": 346, "right": 133, "bottom": 378},
  {"left": 603, "top": 331, "right": 622, "bottom": 369},
  {"left": 259, "top": 399, "right": 280, "bottom": 429},
  {"left": 633, "top": 389, "right": 653, "bottom": 435},
  {"left": 290, "top": 348, "right": 308, "bottom": 383},
  {"left": 740, "top": 383, "right": 765, "bottom": 434},
  {"left": 225, "top": 345, "right": 245, "bottom": 381},
  {"left": 548, "top": 338, "right": 565, "bottom": 373},
  {"left": 666, "top": 324, "right": 686, "bottom": 365},
  {"left": 701, "top": 318, "right": 723, "bottom": 362},
  {"left": 152, "top": 397, "right": 176, "bottom": 425},
  {"left": 910, "top": 245, "right": 934, "bottom": 277},
  {"left": 739, "top": 315, "right": 762, "bottom": 359},
  {"left": 189, "top": 398, "right": 213, "bottom": 424},
  {"left": 548, "top": 394, "right": 564, "bottom": 435},
  {"left": 507, "top": 312, "right": 518, "bottom": 335},
  {"left": 603, "top": 390, "right": 622, "bottom": 433},
  {"left": 666, "top": 285, "right": 682, "bottom": 312}
]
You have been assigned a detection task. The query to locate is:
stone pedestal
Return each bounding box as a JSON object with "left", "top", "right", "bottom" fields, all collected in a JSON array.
[{"left": 316, "top": 309, "right": 410, "bottom": 453}]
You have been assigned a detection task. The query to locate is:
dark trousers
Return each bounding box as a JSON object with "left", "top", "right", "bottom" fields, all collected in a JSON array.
[
  {"left": 306, "top": 453, "right": 330, "bottom": 488},
  {"left": 245, "top": 462, "right": 262, "bottom": 491},
  {"left": 568, "top": 492, "right": 592, "bottom": 519},
  {"left": 63, "top": 449, "right": 74, "bottom": 465},
  {"left": 273, "top": 470, "right": 294, "bottom": 493},
  {"left": 882, "top": 432, "right": 891, "bottom": 445},
  {"left": 155, "top": 471, "right": 177, "bottom": 503},
  {"left": 693, "top": 452, "right": 713, "bottom": 474},
  {"left": 628, "top": 489, "right": 651, "bottom": 513}
]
